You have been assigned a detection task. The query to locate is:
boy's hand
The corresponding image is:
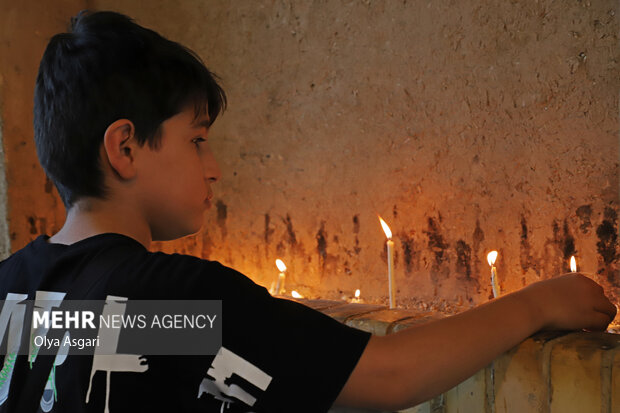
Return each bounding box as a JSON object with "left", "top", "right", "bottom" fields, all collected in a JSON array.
[{"left": 517, "top": 273, "right": 617, "bottom": 332}]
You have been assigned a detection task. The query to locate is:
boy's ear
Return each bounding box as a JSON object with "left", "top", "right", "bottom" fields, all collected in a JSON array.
[{"left": 102, "top": 119, "right": 138, "bottom": 180}]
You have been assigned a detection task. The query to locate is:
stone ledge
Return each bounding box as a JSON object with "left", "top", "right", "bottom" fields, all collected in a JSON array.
[{"left": 289, "top": 299, "right": 620, "bottom": 413}]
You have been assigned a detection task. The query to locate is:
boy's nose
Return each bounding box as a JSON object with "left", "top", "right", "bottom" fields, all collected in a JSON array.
[
  {"left": 204, "top": 150, "right": 221, "bottom": 183},
  {"left": 207, "top": 164, "right": 221, "bottom": 183}
]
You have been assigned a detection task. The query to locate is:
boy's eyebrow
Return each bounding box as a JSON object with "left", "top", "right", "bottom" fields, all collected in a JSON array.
[{"left": 192, "top": 118, "right": 211, "bottom": 129}]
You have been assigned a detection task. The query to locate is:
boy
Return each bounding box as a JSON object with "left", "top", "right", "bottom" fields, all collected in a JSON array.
[{"left": 0, "top": 9, "right": 615, "bottom": 413}]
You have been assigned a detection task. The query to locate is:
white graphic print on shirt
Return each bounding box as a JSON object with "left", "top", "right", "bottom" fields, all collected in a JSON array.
[
  {"left": 85, "top": 295, "right": 148, "bottom": 413},
  {"left": 199, "top": 346, "right": 272, "bottom": 406},
  {"left": 0, "top": 293, "right": 149, "bottom": 413},
  {"left": 0, "top": 293, "right": 28, "bottom": 405},
  {"left": 0, "top": 292, "right": 275, "bottom": 412},
  {"left": 30, "top": 291, "right": 70, "bottom": 412}
]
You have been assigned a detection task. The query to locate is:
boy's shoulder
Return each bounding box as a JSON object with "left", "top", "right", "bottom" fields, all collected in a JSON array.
[{"left": 0, "top": 233, "right": 260, "bottom": 300}]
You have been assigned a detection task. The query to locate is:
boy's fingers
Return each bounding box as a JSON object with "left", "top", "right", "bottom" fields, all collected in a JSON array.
[
  {"left": 593, "top": 299, "right": 618, "bottom": 320},
  {"left": 587, "top": 311, "right": 616, "bottom": 331}
]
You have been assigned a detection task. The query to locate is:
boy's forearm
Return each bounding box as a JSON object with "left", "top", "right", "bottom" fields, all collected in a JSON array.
[
  {"left": 339, "top": 290, "right": 541, "bottom": 410},
  {"left": 382, "top": 291, "right": 540, "bottom": 407}
]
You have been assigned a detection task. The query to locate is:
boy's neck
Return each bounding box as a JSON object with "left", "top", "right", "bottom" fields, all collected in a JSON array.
[{"left": 49, "top": 198, "right": 152, "bottom": 248}]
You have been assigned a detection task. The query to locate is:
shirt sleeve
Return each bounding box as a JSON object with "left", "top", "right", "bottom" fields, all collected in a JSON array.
[{"left": 197, "top": 261, "right": 372, "bottom": 413}]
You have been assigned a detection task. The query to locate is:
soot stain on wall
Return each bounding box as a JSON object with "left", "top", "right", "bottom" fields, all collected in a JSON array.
[
  {"left": 276, "top": 240, "right": 285, "bottom": 256},
  {"left": 44, "top": 176, "right": 54, "bottom": 194},
  {"left": 472, "top": 219, "right": 485, "bottom": 253},
  {"left": 264, "top": 213, "right": 274, "bottom": 245},
  {"left": 455, "top": 237, "right": 480, "bottom": 300},
  {"left": 596, "top": 206, "right": 618, "bottom": 286},
  {"left": 343, "top": 260, "right": 352, "bottom": 275},
  {"left": 352, "top": 214, "right": 361, "bottom": 255},
  {"left": 215, "top": 200, "right": 227, "bottom": 238},
  {"left": 276, "top": 214, "right": 305, "bottom": 257},
  {"left": 455, "top": 239, "right": 471, "bottom": 279},
  {"left": 398, "top": 232, "right": 417, "bottom": 276},
  {"left": 425, "top": 217, "right": 449, "bottom": 282},
  {"left": 519, "top": 215, "right": 536, "bottom": 275},
  {"left": 471, "top": 219, "right": 485, "bottom": 285},
  {"left": 284, "top": 214, "right": 298, "bottom": 248},
  {"left": 576, "top": 204, "right": 592, "bottom": 234},
  {"left": 542, "top": 220, "right": 563, "bottom": 276},
  {"left": 542, "top": 219, "right": 575, "bottom": 276},
  {"left": 27, "top": 216, "right": 37, "bottom": 235},
  {"left": 26, "top": 216, "right": 46, "bottom": 236},
  {"left": 316, "top": 221, "right": 327, "bottom": 272}
]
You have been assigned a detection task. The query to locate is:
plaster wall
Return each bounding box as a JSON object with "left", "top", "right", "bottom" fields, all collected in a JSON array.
[
  {"left": 0, "top": 0, "right": 85, "bottom": 258},
  {"left": 4, "top": 1, "right": 619, "bottom": 313}
]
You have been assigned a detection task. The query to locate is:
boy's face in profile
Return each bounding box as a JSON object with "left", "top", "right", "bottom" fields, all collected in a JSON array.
[{"left": 133, "top": 106, "right": 220, "bottom": 241}]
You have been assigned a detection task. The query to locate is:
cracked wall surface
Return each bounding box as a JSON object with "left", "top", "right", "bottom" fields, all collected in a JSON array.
[{"left": 3, "top": 0, "right": 618, "bottom": 315}]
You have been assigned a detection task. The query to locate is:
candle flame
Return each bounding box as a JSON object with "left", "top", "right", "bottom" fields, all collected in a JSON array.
[
  {"left": 378, "top": 216, "right": 392, "bottom": 239},
  {"left": 487, "top": 251, "right": 498, "bottom": 266},
  {"left": 275, "top": 259, "right": 287, "bottom": 272},
  {"left": 570, "top": 256, "right": 577, "bottom": 272},
  {"left": 291, "top": 291, "right": 302, "bottom": 298},
  {"left": 355, "top": 289, "right": 360, "bottom": 298}
]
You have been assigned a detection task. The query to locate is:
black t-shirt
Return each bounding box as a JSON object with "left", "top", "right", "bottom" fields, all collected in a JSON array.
[{"left": 0, "top": 234, "right": 370, "bottom": 413}]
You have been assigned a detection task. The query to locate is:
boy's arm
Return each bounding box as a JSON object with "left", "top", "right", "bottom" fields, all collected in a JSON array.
[{"left": 335, "top": 273, "right": 617, "bottom": 411}]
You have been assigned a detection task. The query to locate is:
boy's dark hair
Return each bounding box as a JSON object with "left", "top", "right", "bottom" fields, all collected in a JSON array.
[{"left": 34, "top": 10, "right": 226, "bottom": 208}]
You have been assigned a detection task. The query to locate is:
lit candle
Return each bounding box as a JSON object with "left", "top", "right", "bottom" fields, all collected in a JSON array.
[
  {"left": 379, "top": 216, "right": 395, "bottom": 309},
  {"left": 570, "top": 256, "right": 577, "bottom": 273},
  {"left": 487, "top": 251, "right": 500, "bottom": 298},
  {"left": 291, "top": 291, "right": 303, "bottom": 298},
  {"left": 351, "top": 289, "right": 361, "bottom": 303},
  {"left": 275, "top": 259, "right": 287, "bottom": 295}
]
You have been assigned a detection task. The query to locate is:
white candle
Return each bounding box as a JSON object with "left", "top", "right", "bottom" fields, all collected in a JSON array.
[
  {"left": 275, "top": 259, "right": 287, "bottom": 295},
  {"left": 387, "top": 239, "right": 395, "bottom": 308},
  {"left": 487, "top": 251, "right": 499, "bottom": 298},
  {"left": 570, "top": 256, "right": 577, "bottom": 273},
  {"left": 379, "top": 216, "right": 396, "bottom": 309},
  {"left": 351, "top": 289, "right": 361, "bottom": 303}
]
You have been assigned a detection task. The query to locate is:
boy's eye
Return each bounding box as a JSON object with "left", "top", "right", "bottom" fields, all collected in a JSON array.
[{"left": 191, "top": 137, "right": 206, "bottom": 146}]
